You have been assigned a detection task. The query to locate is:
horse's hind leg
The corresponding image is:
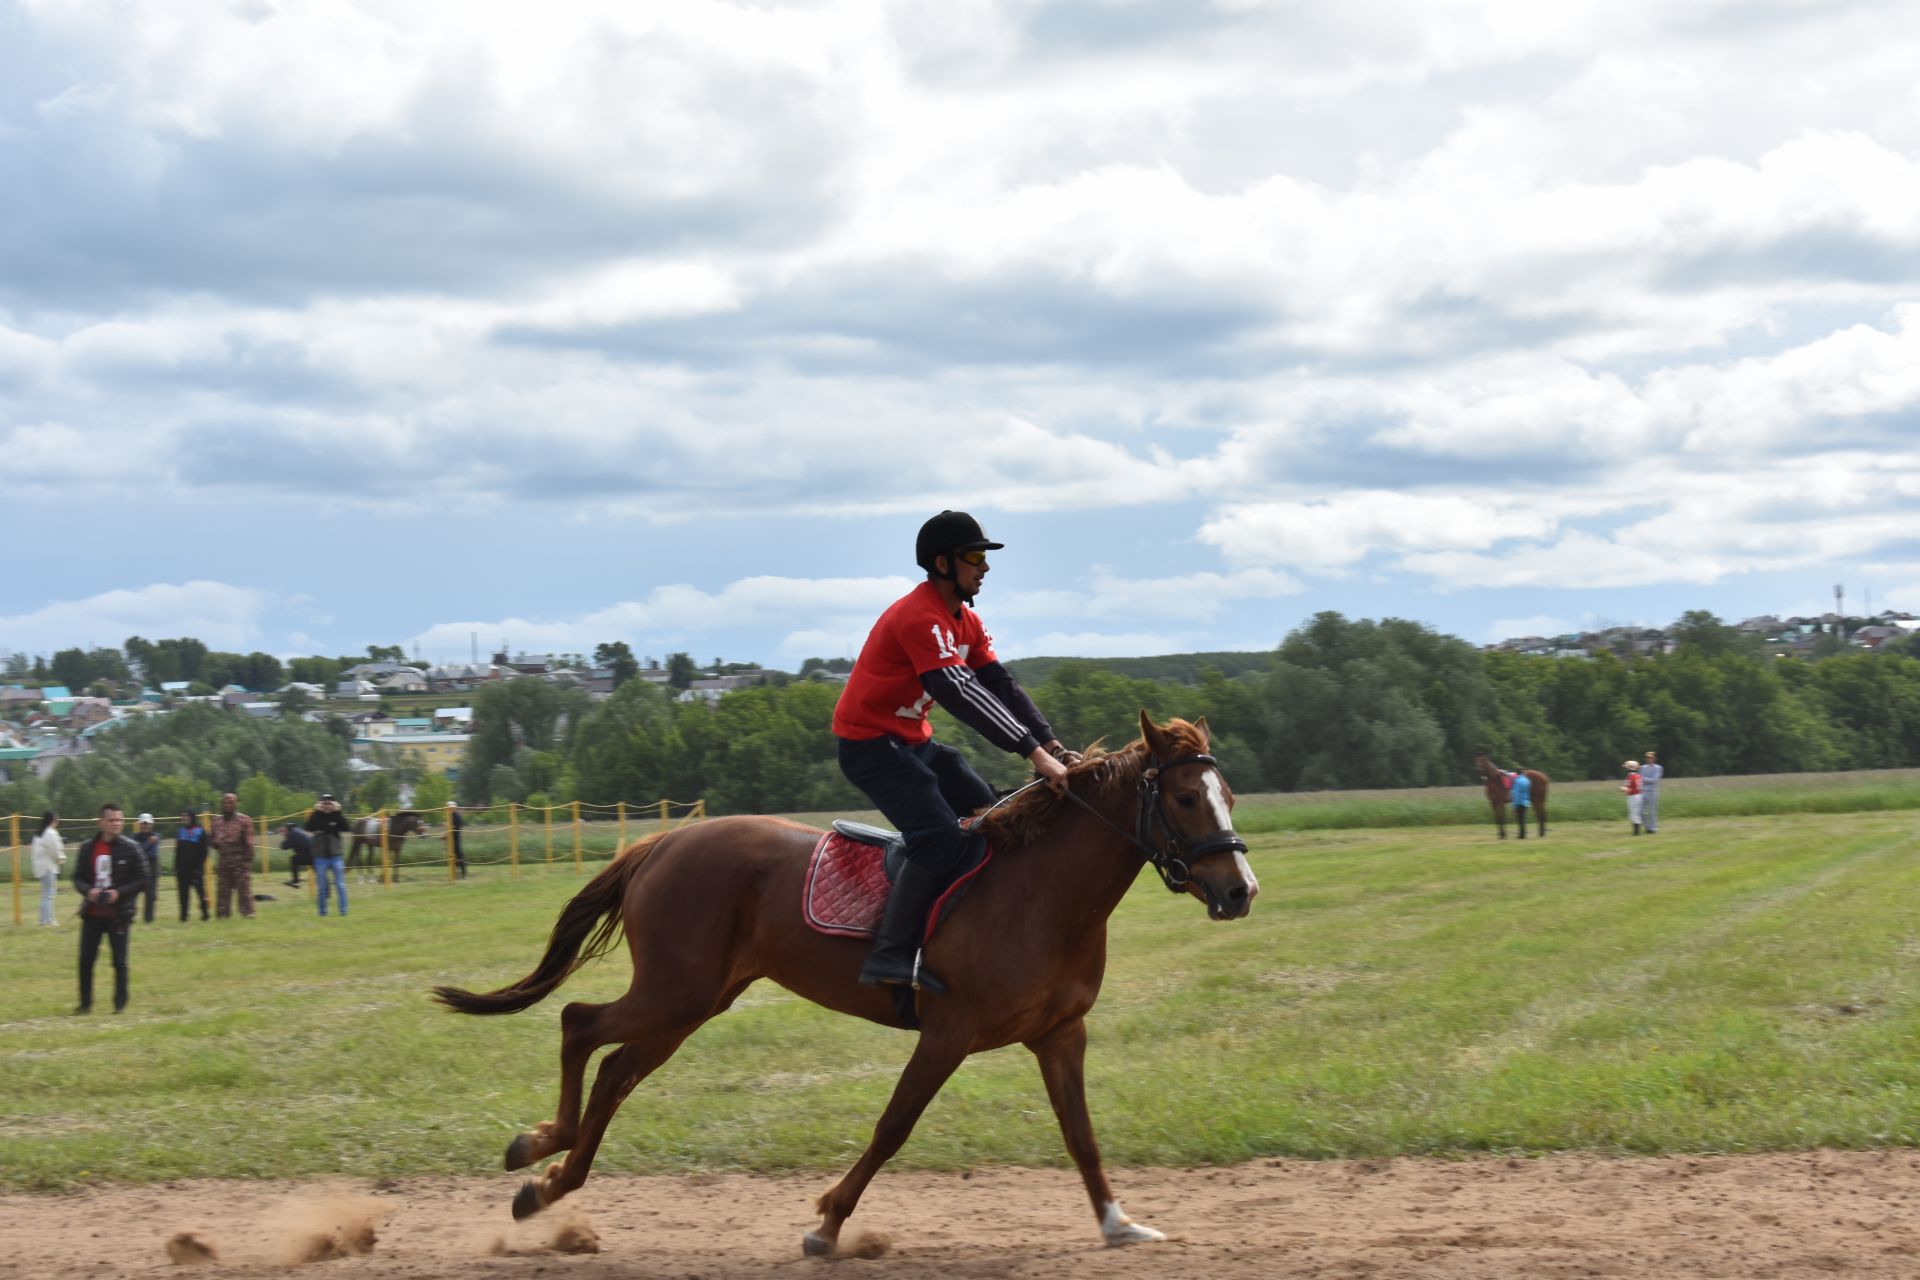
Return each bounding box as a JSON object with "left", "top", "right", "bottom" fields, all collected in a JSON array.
[
  {"left": 505, "top": 999, "right": 625, "bottom": 1170},
  {"left": 807, "top": 1033, "right": 968, "bottom": 1256},
  {"left": 513, "top": 1032, "right": 691, "bottom": 1218},
  {"left": 510, "top": 976, "right": 754, "bottom": 1217},
  {"left": 1028, "top": 1018, "right": 1164, "bottom": 1247}
]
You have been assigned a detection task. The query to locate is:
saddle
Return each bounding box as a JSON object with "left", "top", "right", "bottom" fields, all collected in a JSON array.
[{"left": 803, "top": 820, "right": 992, "bottom": 941}]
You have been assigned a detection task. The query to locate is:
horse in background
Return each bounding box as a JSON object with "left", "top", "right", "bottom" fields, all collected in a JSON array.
[
  {"left": 347, "top": 810, "right": 426, "bottom": 881},
  {"left": 1474, "top": 752, "right": 1549, "bottom": 839},
  {"left": 433, "top": 713, "right": 1258, "bottom": 1256}
]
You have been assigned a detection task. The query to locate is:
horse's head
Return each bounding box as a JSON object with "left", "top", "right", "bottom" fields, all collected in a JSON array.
[
  {"left": 1138, "top": 711, "right": 1258, "bottom": 921},
  {"left": 393, "top": 810, "right": 424, "bottom": 836}
]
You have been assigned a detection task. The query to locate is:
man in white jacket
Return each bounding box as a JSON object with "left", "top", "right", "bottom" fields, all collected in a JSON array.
[{"left": 31, "top": 811, "right": 65, "bottom": 926}]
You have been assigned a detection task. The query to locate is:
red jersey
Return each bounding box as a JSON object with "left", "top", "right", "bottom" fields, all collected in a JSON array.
[
  {"left": 1623, "top": 773, "right": 1642, "bottom": 795},
  {"left": 832, "top": 582, "right": 999, "bottom": 742}
]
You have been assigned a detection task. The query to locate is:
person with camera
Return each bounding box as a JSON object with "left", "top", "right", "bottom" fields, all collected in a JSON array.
[
  {"left": 72, "top": 803, "right": 145, "bottom": 1014},
  {"left": 304, "top": 793, "right": 353, "bottom": 917}
]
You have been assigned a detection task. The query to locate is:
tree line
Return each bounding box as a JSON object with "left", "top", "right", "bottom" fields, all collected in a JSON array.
[
  {"left": 10, "top": 611, "right": 1920, "bottom": 822},
  {"left": 455, "top": 611, "right": 1920, "bottom": 816}
]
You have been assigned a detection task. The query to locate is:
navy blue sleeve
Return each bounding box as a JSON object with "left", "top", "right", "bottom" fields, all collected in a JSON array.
[
  {"left": 920, "top": 666, "right": 1042, "bottom": 756},
  {"left": 974, "top": 661, "right": 1056, "bottom": 746}
]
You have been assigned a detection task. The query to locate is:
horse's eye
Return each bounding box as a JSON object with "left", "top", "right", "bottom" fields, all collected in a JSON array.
[{"left": 1176, "top": 794, "right": 1197, "bottom": 808}]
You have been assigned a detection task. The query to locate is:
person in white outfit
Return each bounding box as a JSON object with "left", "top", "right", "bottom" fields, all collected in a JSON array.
[{"left": 30, "top": 810, "right": 65, "bottom": 926}]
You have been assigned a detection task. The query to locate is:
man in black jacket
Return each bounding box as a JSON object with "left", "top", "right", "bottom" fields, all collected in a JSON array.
[
  {"left": 304, "top": 794, "right": 353, "bottom": 917},
  {"left": 72, "top": 803, "right": 145, "bottom": 1014}
]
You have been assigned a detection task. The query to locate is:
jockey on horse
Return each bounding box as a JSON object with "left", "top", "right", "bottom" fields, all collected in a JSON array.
[{"left": 832, "top": 510, "right": 1074, "bottom": 993}]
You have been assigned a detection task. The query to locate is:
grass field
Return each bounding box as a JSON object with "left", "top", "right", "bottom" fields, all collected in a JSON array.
[{"left": 4, "top": 792, "right": 1918, "bottom": 1193}]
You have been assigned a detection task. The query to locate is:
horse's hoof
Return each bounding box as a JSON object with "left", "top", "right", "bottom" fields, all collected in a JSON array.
[
  {"left": 802, "top": 1231, "right": 836, "bottom": 1257},
  {"left": 1104, "top": 1221, "right": 1167, "bottom": 1247},
  {"left": 505, "top": 1134, "right": 533, "bottom": 1171},
  {"left": 511, "top": 1180, "right": 545, "bottom": 1220}
]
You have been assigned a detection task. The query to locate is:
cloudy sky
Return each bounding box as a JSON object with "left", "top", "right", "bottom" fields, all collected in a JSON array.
[{"left": 5, "top": 0, "right": 1920, "bottom": 670}]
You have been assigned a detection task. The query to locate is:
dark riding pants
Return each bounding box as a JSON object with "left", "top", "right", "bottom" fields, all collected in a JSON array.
[{"left": 837, "top": 736, "right": 996, "bottom": 879}]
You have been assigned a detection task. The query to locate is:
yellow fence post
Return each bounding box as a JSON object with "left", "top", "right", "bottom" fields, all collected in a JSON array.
[
  {"left": 696, "top": 799, "right": 705, "bottom": 821},
  {"left": 543, "top": 804, "right": 553, "bottom": 865},
  {"left": 509, "top": 802, "right": 520, "bottom": 878},
  {"left": 10, "top": 813, "right": 20, "bottom": 928},
  {"left": 379, "top": 808, "right": 392, "bottom": 887},
  {"left": 572, "top": 800, "right": 582, "bottom": 872},
  {"left": 257, "top": 813, "right": 269, "bottom": 878},
  {"left": 445, "top": 810, "right": 457, "bottom": 882},
  {"left": 659, "top": 797, "right": 668, "bottom": 831},
  {"left": 617, "top": 800, "right": 626, "bottom": 857}
]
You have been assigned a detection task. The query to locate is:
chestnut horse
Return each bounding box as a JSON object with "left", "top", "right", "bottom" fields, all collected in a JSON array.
[
  {"left": 1473, "top": 752, "right": 1549, "bottom": 839},
  {"left": 347, "top": 810, "right": 425, "bottom": 880},
  {"left": 433, "top": 713, "right": 1259, "bottom": 1255}
]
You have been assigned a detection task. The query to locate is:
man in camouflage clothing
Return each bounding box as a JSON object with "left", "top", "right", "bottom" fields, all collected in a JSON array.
[{"left": 209, "top": 792, "right": 257, "bottom": 919}]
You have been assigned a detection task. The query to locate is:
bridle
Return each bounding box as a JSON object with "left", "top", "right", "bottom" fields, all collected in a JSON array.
[{"left": 1059, "top": 749, "right": 1250, "bottom": 893}]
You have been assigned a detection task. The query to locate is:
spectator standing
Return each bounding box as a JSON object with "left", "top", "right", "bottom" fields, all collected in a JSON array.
[
  {"left": 73, "top": 803, "right": 144, "bottom": 1014},
  {"left": 1640, "top": 750, "right": 1664, "bottom": 833},
  {"left": 174, "top": 809, "right": 211, "bottom": 921},
  {"left": 1621, "top": 761, "right": 1644, "bottom": 835},
  {"left": 446, "top": 801, "right": 467, "bottom": 878},
  {"left": 305, "top": 794, "right": 352, "bottom": 917},
  {"left": 209, "top": 792, "right": 257, "bottom": 919},
  {"left": 1509, "top": 769, "right": 1533, "bottom": 839},
  {"left": 133, "top": 813, "right": 161, "bottom": 924},
  {"left": 30, "top": 810, "right": 65, "bottom": 927},
  {"left": 280, "top": 823, "right": 313, "bottom": 889}
]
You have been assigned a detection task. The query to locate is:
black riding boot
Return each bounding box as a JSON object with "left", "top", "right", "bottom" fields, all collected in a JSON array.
[
  {"left": 1515, "top": 813, "right": 1527, "bottom": 839},
  {"left": 858, "top": 860, "right": 950, "bottom": 994}
]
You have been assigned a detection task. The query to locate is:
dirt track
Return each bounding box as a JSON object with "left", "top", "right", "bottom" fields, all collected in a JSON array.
[{"left": 4, "top": 1151, "right": 1917, "bottom": 1278}]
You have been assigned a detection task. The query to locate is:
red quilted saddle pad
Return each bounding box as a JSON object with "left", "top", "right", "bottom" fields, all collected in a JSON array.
[{"left": 803, "top": 830, "right": 992, "bottom": 940}]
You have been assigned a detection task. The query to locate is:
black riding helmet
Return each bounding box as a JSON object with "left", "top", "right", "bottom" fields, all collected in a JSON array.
[{"left": 914, "top": 510, "right": 1003, "bottom": 574}]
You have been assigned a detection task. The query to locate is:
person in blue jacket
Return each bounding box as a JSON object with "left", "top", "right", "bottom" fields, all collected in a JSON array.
[{"left": 1509, "top": 769, "right": 1533, "bottom": 839}]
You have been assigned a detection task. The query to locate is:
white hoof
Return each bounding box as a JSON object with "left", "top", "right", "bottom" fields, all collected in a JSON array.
[
  {"left": 802, "top": 1231, "right": 835, "bottom": 1257},
  {"left": 1100, "top": 1201, "right": 1166, "bottom": 1247}
]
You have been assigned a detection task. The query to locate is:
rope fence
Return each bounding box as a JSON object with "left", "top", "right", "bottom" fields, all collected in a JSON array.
[{"left": 3, "top": 798, "right": 706, "bottom": 926}]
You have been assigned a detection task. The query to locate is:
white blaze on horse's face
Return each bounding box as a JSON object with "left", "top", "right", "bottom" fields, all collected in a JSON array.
[{"left": 1200, "top": 770, "right": 1258, "bottom": 898}]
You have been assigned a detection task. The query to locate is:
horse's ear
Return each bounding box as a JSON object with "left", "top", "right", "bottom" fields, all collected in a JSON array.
[
  {"left": 1139, "top": 709, "right": 1168, "bottom": 757},
  {"left": 1193, "top": 715, "right": 1211, "bottom": 747}
]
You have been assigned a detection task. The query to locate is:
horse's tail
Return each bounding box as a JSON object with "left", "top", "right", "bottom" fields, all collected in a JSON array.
[{"left": 431, "top": 832, "right": 665, "bottom": 1016}]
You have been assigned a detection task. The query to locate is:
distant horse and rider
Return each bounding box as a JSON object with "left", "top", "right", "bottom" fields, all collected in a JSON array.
[
  {"left": 434, "top": 713, "right": 1258, "bottom": 1256},
  {"left": 1474, "top": 751, "right": 1549, "bottom": 839},
  {"left": 346, "top": 810, "right": 427, "bottom": 881}
]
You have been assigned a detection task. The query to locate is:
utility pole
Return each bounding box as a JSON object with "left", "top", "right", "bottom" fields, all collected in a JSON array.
[{"left": 1834, "top": 583, "right": 1845, "bottom": 641}]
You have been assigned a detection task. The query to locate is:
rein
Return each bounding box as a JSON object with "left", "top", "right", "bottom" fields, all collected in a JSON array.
[{"left": 1057, "top": 750, "right": 1249, "bottom": 893}]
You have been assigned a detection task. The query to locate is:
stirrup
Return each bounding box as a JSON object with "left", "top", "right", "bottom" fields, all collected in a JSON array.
[{"left": 859, "top": 948, "right": 947, "bottom": 995}]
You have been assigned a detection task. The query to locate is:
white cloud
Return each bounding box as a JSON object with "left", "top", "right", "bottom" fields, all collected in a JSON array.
[
  {"left": 405, "top": 575, "right": 917, "bottom": 658},
  {"left": 1199, "top": 494, "right": 1558, "bottom": 570},
  {"left": 0, "top": 581, "right": 269, "bottom": 654},
  {"left": 998, "top": 566, "right": 1305, "bottom": 622},
  {"left": 999, "top": 631, "right": 1189, "bottom": 659}
]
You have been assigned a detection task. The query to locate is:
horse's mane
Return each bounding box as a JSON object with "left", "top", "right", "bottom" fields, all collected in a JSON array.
[{"left": 972, "top": 719, "right": 1210, "bottom": 852}]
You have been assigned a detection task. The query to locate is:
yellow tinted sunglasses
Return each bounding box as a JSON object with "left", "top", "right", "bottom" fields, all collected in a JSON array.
[{"left": 956, "top": 549, "right": 989, "bottom": 566}]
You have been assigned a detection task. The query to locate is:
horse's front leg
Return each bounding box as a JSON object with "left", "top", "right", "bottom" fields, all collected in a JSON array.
[
  {"left": 1491, "top": 799, "right": 1507, "bottom": 839},
  {"left": 806, "top": 1033, "right": 968, "bottom": 1257},
  {"left": 1028, "top": 1018, "right": 1165, "bottom": 1247}
]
